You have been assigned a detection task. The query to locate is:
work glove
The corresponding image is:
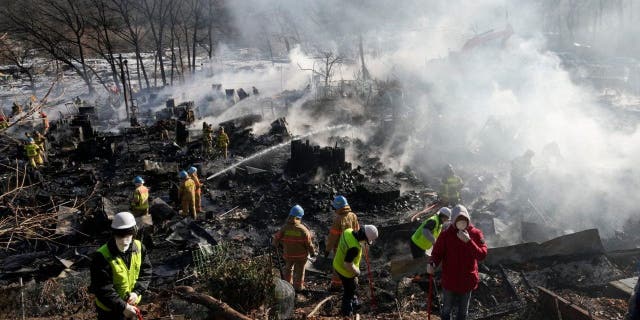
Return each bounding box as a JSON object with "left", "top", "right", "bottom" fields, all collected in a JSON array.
[
  {"left": 426, "top": 263, "right": 435, "bottom": 275},
  {"left": 457, "top": 230, "right": 471, "bottom": 243},
  {"left": 127, "top": 292, "right": 138, "bottom": 305},
  {"left": 123, "top": 304, "right": 138, "bottom": 319}
]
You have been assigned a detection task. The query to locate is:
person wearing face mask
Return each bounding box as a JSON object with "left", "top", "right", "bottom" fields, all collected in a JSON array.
[
  {"left": 428, "top": 205, "right": 487, "bottom": 320},
  {"left": 90, "top": 212, "right": 152, "bottom": 320}
]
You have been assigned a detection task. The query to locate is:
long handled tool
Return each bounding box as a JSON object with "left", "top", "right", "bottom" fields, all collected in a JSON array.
[
  {"left": 427, "top": 274, "right": 434, "bottom": 320},
  {"left": 410, "top": 201, "right": 440, "bottom": 222},
  {"left": 363, "top": 245, "right": 377, "bottom": 309}
]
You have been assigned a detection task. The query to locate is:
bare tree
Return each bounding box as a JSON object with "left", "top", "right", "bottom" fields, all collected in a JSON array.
[
  {"left": 110, "top": 0, "right": 151, "bottom": 89},
  {"left": 0, "top": 35, "right": 38, "bottom": 95},
  {"left": 2, "top": 0, "right": 96, "bottom": 93},
  {"left": 141, "top": 0, "right": 171, "bottom": 86}
]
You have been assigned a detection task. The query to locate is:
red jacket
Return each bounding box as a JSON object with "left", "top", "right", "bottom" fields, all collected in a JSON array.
[{"left": 431, "top": 224, "right": 487, "bottom": 294}]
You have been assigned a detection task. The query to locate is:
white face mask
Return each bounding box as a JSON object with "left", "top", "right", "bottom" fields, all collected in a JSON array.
[
  {"left": 115, "top": 235, "right": 133, "bottom": 252},
  {"left": 456, "top": 220, "right": 468, "bottom": 231}
]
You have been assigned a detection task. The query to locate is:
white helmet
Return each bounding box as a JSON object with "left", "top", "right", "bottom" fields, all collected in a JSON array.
[
  {"left": 111, "top": 212, "right": 136, "bottom": 230},
  {"left": 363, "top": 225, "right": 379, "bottom": 244}
]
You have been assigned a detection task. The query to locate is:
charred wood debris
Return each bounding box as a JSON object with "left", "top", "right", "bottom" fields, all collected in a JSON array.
[{"left": 0, "top": 85, "right": 638, "bottom": 319}]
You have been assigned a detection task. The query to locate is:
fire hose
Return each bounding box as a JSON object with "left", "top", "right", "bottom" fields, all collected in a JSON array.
[
  {"left": 363, "top": 245, "right": 377, "bottom": 309},
  {"left": 427, "top": 274, "right": 433, "bottom": 320},
  {"left": 136, "top": 307, "right": 144, "bottom": 320}
]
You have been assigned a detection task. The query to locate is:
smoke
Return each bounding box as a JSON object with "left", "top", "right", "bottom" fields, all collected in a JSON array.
[{"left": 209, "top": 0, "right": 640, "bottom": 238}]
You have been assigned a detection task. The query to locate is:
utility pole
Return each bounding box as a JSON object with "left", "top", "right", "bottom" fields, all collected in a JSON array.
[
  {"left": 124, "top": 60, "right": 139, "bottom": 126},
  {"left": 118, "top": 54, "right": 129, "bottom": 119}
]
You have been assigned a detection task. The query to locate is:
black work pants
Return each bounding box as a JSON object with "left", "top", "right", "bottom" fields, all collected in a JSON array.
[{"left": 338, "top": 273, "right": 357, "bottom": 316}]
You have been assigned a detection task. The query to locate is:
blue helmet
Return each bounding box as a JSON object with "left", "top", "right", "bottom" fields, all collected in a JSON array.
[
  {"left": 179, "top": 170, "right": 188, "bottom": 179},
  {"left": 332, "top": 195, "right": 348, "bottom": 210},
  {"left": 188, "top": 166, "right": 197, "bottom": 174},
  {"left": 289, "top": 205, "right": 304, "bottom": 218},
  {"left": 133, "top": 176, "right": 144, "bottom": 184}
]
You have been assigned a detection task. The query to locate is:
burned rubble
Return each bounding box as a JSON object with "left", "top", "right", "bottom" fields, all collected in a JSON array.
[{"left": 1, "top": 83, "right": 638, "bottom": 320}]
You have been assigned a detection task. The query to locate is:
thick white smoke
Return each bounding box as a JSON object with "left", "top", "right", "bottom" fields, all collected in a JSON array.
[{"left": 214, "top": 0, "right": 640, "bottom": 237}]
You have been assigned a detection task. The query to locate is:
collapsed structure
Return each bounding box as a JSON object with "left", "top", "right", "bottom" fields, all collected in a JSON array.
[{"left": 0, "top": 72, "right": 637, "bottom": 320}]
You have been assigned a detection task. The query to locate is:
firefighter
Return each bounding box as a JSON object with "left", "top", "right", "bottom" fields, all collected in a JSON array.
[
  {"left": 510, "top": 149, "right": 535, "bottom": 196},
  {"left": 130, "top": 176, "right": 150, "bottom": 217},
  {"left": 332, "top": 225, "right": 379, "bottom": 317},
  {"left": 40, "top": 111, "right": 49, "bottom": 134},
  {"left": 272, "top": 205, "right": 316, "bottom": 291},
  {"left": 32, "top": 131, "right": 47, "bottom": 163},
  {"left": 217, "top": 127, "right": 229, "bottom": 159},
  {"left": 178, "top": 170, "right": 197, "bottom": 219},
  {"left": 89, "top": 212, "right": 152, "bottom": 320},
  {"left": 202, "top": 122, "right": 213, "bottom": 156},
  {"left": 409, "top": 207, "right": 451, "bottom": 259},
  {"left": 24, "top": 138, "right": 43, "bottom": 168},
  {"left": 325, "top": 195, "right": 360, "bottom": 291},
  {"left": 187, "top": 167, "right": 203, "bottom": 213},
  {"left": 438, "top": 164, "right": 463, "bottom": 206}
]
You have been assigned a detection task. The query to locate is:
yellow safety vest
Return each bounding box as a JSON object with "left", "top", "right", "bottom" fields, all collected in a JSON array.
[
  {"left": 333, "top": 228, "right": 362, "bottom": 278},
  {"left": 442, "top": 176, "right": 462, "bottom": 200},
  {"left": 131, "top": 186, "right": 149, "bottom": 211},
  {"left": 24, "top": 144, "right": 39, "bottom": 157},
  {"left": 95, "top": 240, "right": 143, "bottom": 311},
  {"left": 411, "top": 215, "right": 442, "bottom": 250}
]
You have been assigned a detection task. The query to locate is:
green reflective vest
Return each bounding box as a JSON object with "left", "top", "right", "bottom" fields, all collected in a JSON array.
[
  {"left": 24, "top": 143, "right": 39, "bottom": 157},
  {"left": 95, "top": 240, "right": 143, "bottom": 311},
  {"left": 333, "top": 228, "right": 362, "bottom": 278},
  {"left": 411, "top": 215, "right": 442, "bottom": 250}
]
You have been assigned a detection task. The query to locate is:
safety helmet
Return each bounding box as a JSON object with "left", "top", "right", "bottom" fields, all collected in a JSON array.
[
  {"left": 111, "top": 212, "right": 136, "bottom": 230},
  {"left": 289, "top": 205, "right": 304, "bottom": 218},
  {"left": 188, "top": 166, "right": 197, "bottom": 174},
  {"left": 332, "top": 195, "right": 348, "bottom": 210},
  {"left": 28, "top": 138, "right": 35, "bottom": 144},
  {"left": 363, "top": 225, "right": 379, "bottom": 244},
  {"left": 133, "top": 176, "right": 144, "bottom": 184},
  {"left": 179, "top": 170, "right": 188, "bottom": 179},
  {"left": 444, "top": 164, "right": 454, "bottom": 175},
  {"left": 437, "top": 207, "right": 452, "bottom": 219}
]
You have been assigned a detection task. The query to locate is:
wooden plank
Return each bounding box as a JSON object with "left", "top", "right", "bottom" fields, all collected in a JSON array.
[{"left": 538, "top": 286, "right": 599, "bottom": 320}]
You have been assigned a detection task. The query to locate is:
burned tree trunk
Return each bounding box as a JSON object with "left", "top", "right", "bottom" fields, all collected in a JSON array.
[{"left": 173, "top": 286, "right": 252, "bottom": 320}]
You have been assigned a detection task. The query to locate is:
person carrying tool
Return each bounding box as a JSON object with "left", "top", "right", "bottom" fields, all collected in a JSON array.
[
  {"left": 24, "top": 138, "right": 44, "bottom": 168},
  {"left": 178, "top": 170, "right": 197, "bottom": 219},
  {"left": 325, "top": 195, "right": 360, "bottom": 291},
  {"left": 216, "top": 127, "right": 229, "bottom": 159},
  {"left": 438, "top": 164, "right": 463, "bottom": 206},
  {"left": 188, "top": 167, "right": 203, "bottom": 213},
  {"left": 89, "top": 212, "right": 152, "bottom": 320},
  {"left": 332, "top": 225, "right": 379, "bottom": 317},
  {"left": 428, "top": 205, "right": 487, "bottom": 320},
  {"left": 130, "top": 176, "right": 150, "bottom": 217},
  {"left": 272, "top": 205, "right": 316, "bottom": 291},
  {"left": 410, "top": 207, "right": 451, "bottom": 259}
]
